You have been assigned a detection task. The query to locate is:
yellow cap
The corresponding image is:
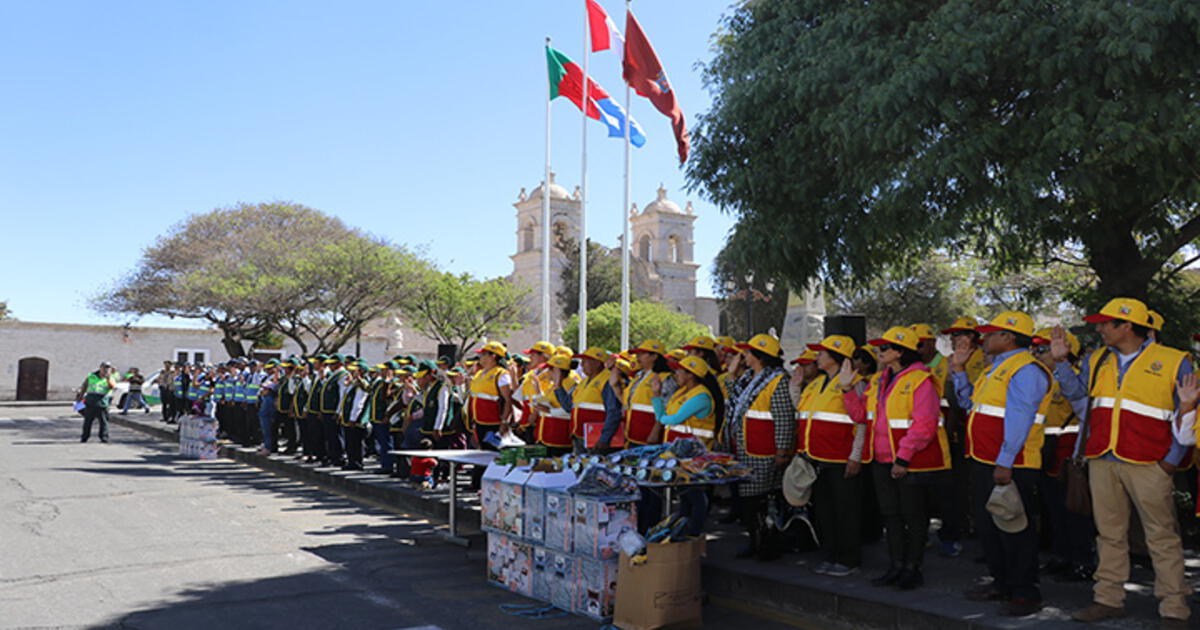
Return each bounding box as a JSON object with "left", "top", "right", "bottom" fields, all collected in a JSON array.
[
  {"left": 909, "top": 323, "right": 937, "bottom": 341},
  {"left": 615, "top": 357, "right": 637, "bottom": 376},
  {"left": 942, "top": 317, "right": 980, "bottom": 334},
  {"left": 669, "top": 355, "right": 710, "bottom": 379},
  {"left": 681, "top": 335, "right": 718, "bottom": 352},
  {"left": 789, "top": 348, "right": 818, "bottom": 365},
  {"left": 667, "top": 348, "right": 687, "bottom": 361},
  {"left": 525, "top": 340, "right": 556, "bottom": 356},
  {"left": 632, "top": 340, "right": 667, "bottom": 355},
  {"left": 976, "top": 311, "right": 1037, "bottom": 337},
  {"left": 573, "top": 346, "right": 609, "bottom": 362},
  {"left": 556, "top": 345, "right": 572, "bottom": 357},
  {"left": 546, "top": 354, "right": 572, "bottom": 370},
  {"left": 808, "top": 334, "right": 857, "bottom": 358},
  {"left": 716, "top": 336, "right": 739, "bottom": 353},
  {"left": 1084, "top": 297, "right": 1151, "bottom": 327},
  {"left": 475, "top": 340, "right": 508, "bottom": 357},
  {"left": 1147, "top": 310, "right": 1164, "bottom": 331},
  {"left": 737, "top": 333, "right": 782, "bottom": 358},
  {"left": 1034, "top": 327, "right": 1081, "bottom": 357},
  {"left": 868, "top": 326, "right": 921, "bottom": 351}
]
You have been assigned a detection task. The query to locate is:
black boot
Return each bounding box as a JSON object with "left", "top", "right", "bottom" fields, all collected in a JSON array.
[
  {"left": 871, "top": 564, "right": 902, "bottom": 587},
  {"left": 895, "top": 565, "right": 923, "bottom": 590}
]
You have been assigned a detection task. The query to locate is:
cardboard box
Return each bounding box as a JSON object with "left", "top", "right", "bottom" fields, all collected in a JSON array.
[
  {"left": 613, "top": 539, "right": 706, "bottom": 630},
  {"left": 575, "top": 555, "right": 619, "bottom": 621},
  {"left": 523, "top": 468, "right": 577, "bottom": 545},
  {"left": 544, "top": 490, "right": 574, "bottom": 553},
  {"left": 481, "top": 463, "right": 530, "bottom": 537},
  {"left": 573, "top": 496, "right": 638, "bottom": 560},
  {"left": 485, "top": 532, "right": 509, "bottom": 588},
  {"left": 485, "top": 532, "right": 534, "bottom": 597},
  {"left": 532, "top": 545, "right": 552, "bottom": 602},
  {"left": 549, "top": 550, "right": 578, "bottom": 611}
]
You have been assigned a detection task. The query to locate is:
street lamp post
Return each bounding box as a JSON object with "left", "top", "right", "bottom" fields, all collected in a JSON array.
[{"left": 725, "top": 275, "right": 776, "bottom": 339}]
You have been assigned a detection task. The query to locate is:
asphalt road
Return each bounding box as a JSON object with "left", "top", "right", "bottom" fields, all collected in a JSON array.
[{"left": 0, "top": 405, "right": 792, "bottom": 630}]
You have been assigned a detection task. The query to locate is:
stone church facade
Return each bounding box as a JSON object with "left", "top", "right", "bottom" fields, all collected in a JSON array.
[{"left": 507, "top": 173, "right": 718, "bottom": 351}]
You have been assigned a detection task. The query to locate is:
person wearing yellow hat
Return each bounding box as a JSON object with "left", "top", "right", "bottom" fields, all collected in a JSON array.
[
  {"left": 469, "top": 341, "right": 515, "bottom": 448},
  {"left": 725, "top": 333, "right": 794, "bottom": 560},
  {"left": 531, "top": 354, "right": 579, "bottom": 454},
  {"left": 515, "top": 341, "right": 558, "bottom": 439},
  {"left": 937, "top": 316, "right": 987, "bottom": 559},
  {"left": 651, "top": 354, "right": 725, "bottom": 536},
  {"left": 683, "top": 335, "right": 727, "bottom": 401},
  {"left": 1048, "top": 298, "right": 1194, "bottom": 626},
  {"left": 788, "top": 348, "right": 820, "bottom": 394},
  {"left": 1147, "top": 309, "right": 1163, "bottom": 342},
  {"left": 795, "top": 335, "right": 868, "bottom": 577},
  {"left": 1030, "top": 329, "right": 1094, "bottom": 582},
  {"left": 553, "top": 346, "right": 623, "bottom": 453},
  {"left": 617, "top": 340, "right": 678, "bottom": 447},
  {"left": 845, "top": 326, "right": 949, "bottom": 589},
  {"left": 948, "top": 311, "right": 1051, "bottom": 615}
]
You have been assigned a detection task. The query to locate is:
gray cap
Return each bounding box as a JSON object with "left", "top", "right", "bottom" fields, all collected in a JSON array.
[{"left": 986, "top": 483, "right": 1028, "bottom": 534}]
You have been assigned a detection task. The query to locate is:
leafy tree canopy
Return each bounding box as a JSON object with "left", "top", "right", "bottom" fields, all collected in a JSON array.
[
  {"left": 403, "top": 271, "right": 528, "bottom": 356},
  {"left": 563, "top": 300, "right": 709, "bottom": 353},
  {"left": 557, "top": 235, "right": 641, "bottom": 319},
  {"left": 689, "top": 1, "right": 1200, "bottom": 311}
]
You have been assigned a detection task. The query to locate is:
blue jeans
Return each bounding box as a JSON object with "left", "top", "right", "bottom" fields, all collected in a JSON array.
[
  {"left": 372, "top": 423, "right": 394, "bottom": 471},
  {"left": 258, "top": 395, "right": 277, "bottom": 451},
  {"left": 122, "top": 391, "right": 148, "bottom": 412}
]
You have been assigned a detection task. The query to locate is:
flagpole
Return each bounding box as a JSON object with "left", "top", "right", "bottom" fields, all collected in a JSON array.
[
  {"left": 542, "top": 36, "right": 553, "bottom": 342},
  {"left": 620, "top": 0, "right": 632, "bottom": 351},
  {"left": 578, "top": 3, "right": 590, "bottom": 351}
]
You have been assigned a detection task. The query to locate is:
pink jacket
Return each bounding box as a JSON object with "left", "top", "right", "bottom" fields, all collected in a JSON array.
[{"left": 843, "top": 363, "right": 940, "bottom": 465}]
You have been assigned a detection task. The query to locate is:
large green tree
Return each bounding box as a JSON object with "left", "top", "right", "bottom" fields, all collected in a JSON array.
[
  {"left": 689, "top": 1, "right": 1200, "bottom": 322},
  {"left": 562, "top": 300, "right": 709, "bottom": 352},
  {"left": 403, "top": 271, "right": 528, "bottom": 356},
  {"left": 556, "top": 234, "right": 642, "bottom": 319}
]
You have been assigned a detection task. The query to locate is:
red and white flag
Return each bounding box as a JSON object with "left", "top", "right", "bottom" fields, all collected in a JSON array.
[
  {"left": 586, "top": 0, "right": 624, "bottom": 56},
  {"left": 623, "top": 9, "right": 689, "bottom": 162}
]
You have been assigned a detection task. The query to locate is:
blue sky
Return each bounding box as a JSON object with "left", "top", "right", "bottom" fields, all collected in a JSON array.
[{"left": 0, "top": 0, "right": 736, "bottom": 328}]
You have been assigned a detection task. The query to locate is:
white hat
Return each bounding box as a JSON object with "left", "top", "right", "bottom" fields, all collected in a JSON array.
[
  {"left": 782, "top": 456, "right": 817, "bottom": 507},
  {"left": 985, "top": 483, "right": 1028, "bottom": 534}
]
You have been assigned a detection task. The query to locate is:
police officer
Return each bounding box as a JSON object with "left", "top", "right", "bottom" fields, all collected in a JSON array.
[{"left": 78, "top": 361, "right": 118, "bottom": 443}]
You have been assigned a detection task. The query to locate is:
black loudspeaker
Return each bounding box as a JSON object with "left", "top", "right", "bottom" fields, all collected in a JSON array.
[
  {"left": 437, "top": 344, "right": 459, "bottom": 364},
  {"left": 823, "top": 315, "right": 867, "bottom": 348}
]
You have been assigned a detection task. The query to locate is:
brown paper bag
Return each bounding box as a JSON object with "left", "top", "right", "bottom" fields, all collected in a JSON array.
[{"left": 613, "top": 538, "right": 706, "bottom": 630}]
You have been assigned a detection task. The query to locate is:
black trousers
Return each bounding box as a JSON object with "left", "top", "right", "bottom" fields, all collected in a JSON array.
[
  {"left": 81, "top": 397, "right": 109, "bottom": 442},
  {"left": 322, "top": 414, "right": 344, "bottom": 464},
  {"left": 277, "top": 412, "right": 297, "bottom": 453},
  {"left": 813, "top": 463, "right": 863, "bottom": 568},
  {"left": 938, "top": 435, "right": 972, "bottom": 543},
  {"left": 1038, "top": 470, "right": 1094, "bottom": 566},
  {"left": 303, "top": 413, "right": 326, "bottom": 459},
  {"left": 972, "top": 462, "right": 1040, "bottom": 601},
  {"left": 344, "top": 424, "right": 365, "bottom": 468},
  {"left": 244, "top": 405, "right": 262, "bottom": 445},
  {"left": 872, "top": 463, "right": 937, "bottom": 569},
  {"left": 161, "top": 390, "right": 175, "bottom": 421}
]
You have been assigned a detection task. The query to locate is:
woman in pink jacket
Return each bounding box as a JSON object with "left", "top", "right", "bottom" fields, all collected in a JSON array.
[{"left": 843, "top": 326, "right": 952, "bottom": 590}]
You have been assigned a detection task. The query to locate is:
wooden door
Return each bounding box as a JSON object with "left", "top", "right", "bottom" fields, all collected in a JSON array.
[{"left": 16, "top": 357, "right": 48, "bottom": 401}]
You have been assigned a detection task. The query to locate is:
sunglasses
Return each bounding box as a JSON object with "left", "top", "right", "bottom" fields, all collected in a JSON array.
[
  {"left": 876, "top": 343, "right": 900, "bottom": 353},
  {"left": 1033, "top": 345, "right": 1051, "bottom": 354}
]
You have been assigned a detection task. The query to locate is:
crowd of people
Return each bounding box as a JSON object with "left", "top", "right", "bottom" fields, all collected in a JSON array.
[{"left": 75, "top": 295, "right": 1199, "bottom": 627}]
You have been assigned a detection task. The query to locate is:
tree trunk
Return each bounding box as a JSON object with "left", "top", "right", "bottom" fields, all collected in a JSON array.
[
  {"left": 1084, "top": 221, "right": 1157, "bottom": 302},
  {"left": 220, "top": 330, "right": 246, "bottom": 359}
]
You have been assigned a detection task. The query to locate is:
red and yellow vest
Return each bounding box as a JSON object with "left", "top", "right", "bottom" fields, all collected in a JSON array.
[
  {"left": 741, "top": 373, "right": 787, "bottom": 458},
  {"left": 966, "top": 352, "right": 1052, "bottom": 469},
  {"left": 664, "top": 384, "right": 717, "bottom": 447},
  {"left": 796, "top": 373, "right": 871, "bottom": 463},
  {"left": 469, "top": 366, "right": 507, "bottom": 427},
  {"left": 867, "top": 368, "right": 951, "bottom": 472},
  {"left": 535, "top": 371, "right": 578, "bottom": 448},
  {"left": 518, "top": 369, "right": 546, "bottom": 428},
  {"left": 571, "top": 369, "right": 611, "bottom": 439},
  {"left": 1084, "top": 343, "right": 1185, "bottom": 464},
  {"left": 1042, "top": 376, "right": 1080, "bottom": 476},
  {"left": 624, "top": 371, "right": 670, "bottom": 445}
]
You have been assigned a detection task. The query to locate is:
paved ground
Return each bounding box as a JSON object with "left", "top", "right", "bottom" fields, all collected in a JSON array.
[{"left": 0, "top": 405, "right": 800, "bottom": 630}]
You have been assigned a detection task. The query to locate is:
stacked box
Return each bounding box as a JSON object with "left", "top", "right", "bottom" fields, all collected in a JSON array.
[
  {"left": 575, "top": 555, "right": 620, "bottom": 621},
  {"left": 481, "top": 463, "right": 529, "bottom": 537},
  {"left": 549, "top": 549, "right": 578, "bottom": 611},
  {"left": 485, "top": 533, "right": 533, "bottom": 596},
  {"left": 572, "top": 496, "right": 638, "bottom": 560},
  {"left": 523, "top": 468, "right": 576, "bottom": 546},
  {"left": 532, "top": 545, "right": 552, "bottom": 602},
  {"left": 178, "top": 416, "right": 219, "bottom": 460},
  {"left": 544, "top": 490, "right": 574, "bottom": 553}
]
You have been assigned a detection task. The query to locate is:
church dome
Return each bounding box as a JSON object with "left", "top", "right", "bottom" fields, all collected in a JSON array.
[
  {"left": 643, "top": 185, "right": 683, "bottom": 214},
  {"left": 526, "top": 171, "right": 572, "bottom": 201}
]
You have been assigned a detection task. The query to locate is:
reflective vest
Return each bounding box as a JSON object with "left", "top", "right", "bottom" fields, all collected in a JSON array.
[
  {"left": 741, "top": 373, "right": 786, "bottom": 458},
  {"left": 276, "top": 376, "right": 294, "bottom": 414},
  {"left": 536, "top": 372, "right": 578, "bottom": 448},
  {"left": 470, "top": 366, "right": 507, "bottom": 426},
  {"left": 1084, "top": 343, "right": 1186, "bottom": 464},
  {"left": 964, "top": 348, "right": 988, "bottom": 385},
  {"left": 571, "top": 369, "right": 611, "bottom": 439},
  {"left": 368, "top": 378, "right": 392, "bottom": 424},
  {"left": 232, "top": 373, "right": 247, "bottom": 402},
  {"left": 320, "top": 370, "right": 345, "bottom": 413},
  {"left": 294, "top": 377, "right": 312, "bottom": 416},
  {"left": 796, "top": 373, "right": 870, "bottom": 464},
  {"left": 85, "top": 373, "right": 113, "bottom": 396},
  {"left": 867, "top": 368, "right": 951, "bottom": 472},
  {"left": 172, "top": 374, "right": 184, "bottom": 397},
  {"left": 306, "top": 372, "right": 324, "bottom": 414},
  {"left": 1042, "top": 377, "right": 1080, "bottom": 476},
  {"left": 186, "top": 376, "right": 201, "bottom": 400},
  {"left": 928, "top": 354, "right": 949, "bottom": 408},
  {"left": 966, "top": 352, "right": 1051, "bottom": 469},
  {"left": 664, "top": 384, "right": 717, "bottom": 447},
  {"left": 518, "top": 371, "right": 543, "bottom": 428},
  {"left": 195, "top": 378, "right": 212, "bottom": 399},
  {"left": 245, "top": 374, "right": 261, "bottom": 404},
  {"left": 213, "top": 378, "right": 225, "bottom": 402},
  {"left": 624, "top": 371, "right": 669, "bottom": 445}
]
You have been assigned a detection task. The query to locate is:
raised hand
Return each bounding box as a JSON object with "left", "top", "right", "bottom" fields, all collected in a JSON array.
[
  {"left": 837, "top": 358, "right": 855, "bottom": 389},
  {"left": 1179, "top": 372, "right": 1200, "bottom": 412},
  {"left": 1050, "top": 325, "right": 1070, "bottom": 362},
  {"left": 949, "top": 335, "right": 973, "bottom": 372}
]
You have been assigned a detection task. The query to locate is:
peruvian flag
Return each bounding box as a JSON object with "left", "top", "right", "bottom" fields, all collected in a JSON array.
[
  {"left": 586, "top": 0, "right": 623, "bottom": 56},
  {"left": 546, "top": 46, "right": 646, "bottom": 147},
  {"left": 623, "top": 10, "right": 689, "bottom": 162}
]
